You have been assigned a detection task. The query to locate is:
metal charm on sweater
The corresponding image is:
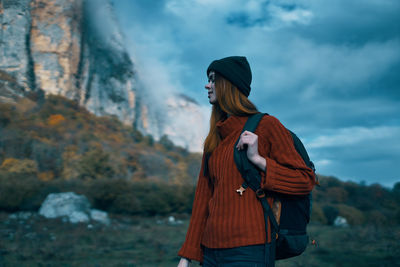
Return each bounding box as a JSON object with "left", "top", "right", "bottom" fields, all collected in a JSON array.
[{"left": 236, "top": 183, "right": 248, "bottom": 196}]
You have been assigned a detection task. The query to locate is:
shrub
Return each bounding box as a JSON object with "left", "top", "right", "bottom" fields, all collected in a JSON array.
[
  {"left": 326, "top": 186, "right": 348, "bottom": 203},
  {"left": 394, "top": 208, "right": 400, "bottom": 225},
  {"left": 142, "top": 135, "right": 154, "bottom": 146},
  {"left": 0, "top": 172, "right": 44, "bottom": 211},
  {"left": 86, "top": 179, "right": 139, "bottom": 213},
  {"left": 0, "top": 132, "right": 34, "bottom": 163},
  {"left": 366, "top": 210, "right": 388, "bottom": 226},
  {"left": 38, "top": 171, "right": 55, "bottom": 181},
  {"left": 137, "top": 152, "right": 170, "bottom": 181},
  {"left": 85, "top": 179, "right": 195, "bottom": 216},
  {"left": 30, "top": 141, "right": 62, "bottom": 174},
  {"left": 336, "top": 204, "right": 365, "bottom": 225},
  {"left": 129, "top": 127, "right": 143, "bottom": 143},
  {"left": 47, "top": 114, "right": 66, "bottom": 126},
  {"left": 138, "top": 183, "right": 172, "bottom": 215},
  {"left": 61, "top": 145, "right": 81, "bottom": 180},
  {"left": 311, "top": 203, "right": 328, "bottom": 224},
  {"left": 78, "top": 146, "right": 115, "bottom": 179},
  {"left": 159, "top": 135, "right": 174, "bottom": 151},
  {"left": 0, "top": 158, "right": 38, "bottom": 174},
  {"left": 0, "top": 103, "right": 16, "bottom": 127},
  {"left": 322, "top": 205, "right": 339, "bottom": 225}
]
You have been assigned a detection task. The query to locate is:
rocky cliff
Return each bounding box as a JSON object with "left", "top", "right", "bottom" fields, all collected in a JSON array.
[
  {"left": 0, "top": 0, "right": 206, "bottom": 152},
  {"left": 0, "top": 0, "right": 137, "bottom": 123}
]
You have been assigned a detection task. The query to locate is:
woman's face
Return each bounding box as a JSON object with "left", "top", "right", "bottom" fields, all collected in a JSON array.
[{"left": 205, "top": 71, "right": 217, "bottom": 104}]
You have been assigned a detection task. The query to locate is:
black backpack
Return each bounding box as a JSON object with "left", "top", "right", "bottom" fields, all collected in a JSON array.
[{"left": 233, "top": 113, "right": 317, "bottom": 267}]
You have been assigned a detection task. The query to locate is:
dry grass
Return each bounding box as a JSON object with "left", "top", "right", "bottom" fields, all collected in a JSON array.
[{"left": 0, "top": 212, "right": 399, "bottom": 267}]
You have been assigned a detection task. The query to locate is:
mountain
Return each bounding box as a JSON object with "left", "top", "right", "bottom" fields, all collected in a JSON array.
[
  {"left": 162, "top": 94, "right": 208, "bottom": 151},
  {"left": 0, "top": 0, "right": 207, "bottom": 152},
  {"left": 135, "top": 92, "right": 209, "bottom": 152}
]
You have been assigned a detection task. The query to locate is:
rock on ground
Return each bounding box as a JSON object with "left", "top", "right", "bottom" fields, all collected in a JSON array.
[{"left": 39, "top": 192, "right": 110, "bottom": 225}]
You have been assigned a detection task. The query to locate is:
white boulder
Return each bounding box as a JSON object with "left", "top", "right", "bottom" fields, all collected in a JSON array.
[
  {"left": 334, "top": 216, "right": 349, "bottom": 227},
  {"left": 90, "top": 209, "right": 111, "bottom": 225},
  {"left": 39, "top": 192, "right": 110, "bottom": 225}
]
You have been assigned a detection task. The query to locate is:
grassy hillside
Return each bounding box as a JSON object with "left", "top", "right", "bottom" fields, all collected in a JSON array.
[
  {"left": 0, "top": 93, "right": 202, "bottom": 184},
  {"left": 0, "top": 93, "right": 399, "bottom": 225}
]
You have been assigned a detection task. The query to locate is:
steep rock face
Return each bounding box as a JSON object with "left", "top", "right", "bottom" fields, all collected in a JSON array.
[
  {"left": 0, "top": 0, "right": 33, "bottom": 90},
  {"left": 29, "top": 0, "right": 82, "bottom": 98},
  {"left": 0, "top": 0, "right": 138, "bottom": 124},
  {"left": 0, "top": 0, "right": 207, "bottom": 152},
  {"left": 79, "top": 0, "right": 137, "bottom": 123}
]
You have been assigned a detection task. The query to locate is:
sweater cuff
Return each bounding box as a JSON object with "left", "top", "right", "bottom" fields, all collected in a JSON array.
[
  {"left": 262, "top": 157, "right": 278, "bottom": 191},
  {"left": 178, "top": 245, "right": 203, "bottom": 263}
]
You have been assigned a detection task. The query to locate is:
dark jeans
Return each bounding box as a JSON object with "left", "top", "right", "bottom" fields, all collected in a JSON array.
[{"left": 203, "top": 244, "right": 265, "bottom": 267}]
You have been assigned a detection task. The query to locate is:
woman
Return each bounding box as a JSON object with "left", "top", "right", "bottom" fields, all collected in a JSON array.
[{"left": 178, "top": 56, "right": 315, "bottom": 266}]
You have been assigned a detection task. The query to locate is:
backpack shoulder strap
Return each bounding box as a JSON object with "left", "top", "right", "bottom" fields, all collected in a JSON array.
[
  {"left": 233, "top": 113, "right": 266, "bottom": 179},
  {"left": 242, "top": 112, "right": 266, "bottom": 132},
  {"left": 233, "top": 112, "right": 278, "bottom": 267}
]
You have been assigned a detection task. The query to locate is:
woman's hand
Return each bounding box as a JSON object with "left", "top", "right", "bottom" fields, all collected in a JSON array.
[
  {"left": 236, "top": 130, "right": 266, "bottom": 171},
  {"left": 178, "top": 257, "right": 190, "bottom": 267}
]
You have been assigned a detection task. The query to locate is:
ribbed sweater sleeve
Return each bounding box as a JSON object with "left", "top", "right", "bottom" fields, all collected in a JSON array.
[
  {"left": 259, "top": 116, "right": 315, "bottom": 195},
  {"left": 178, "top": 155, "right": 212, "bottom": 262}
]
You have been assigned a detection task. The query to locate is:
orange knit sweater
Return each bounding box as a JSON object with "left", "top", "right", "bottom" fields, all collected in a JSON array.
[{"left": 178, "top": 115, "right": 315, "bottom": 262}]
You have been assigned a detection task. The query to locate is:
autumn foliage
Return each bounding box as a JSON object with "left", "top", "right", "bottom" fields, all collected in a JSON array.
[
  {"left": 0, "top": 94, "right": 201, "bottom": 183},
  {"left": 0, "top": 94, "right": 399, "bottom": 223}
]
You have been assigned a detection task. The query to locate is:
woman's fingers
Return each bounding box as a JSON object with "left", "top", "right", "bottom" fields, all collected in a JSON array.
[
  {"left": 236, "top": 131, "right": 263, "bottom": 167},
  {"left": 236, "top": 132, "right": 248, "bottom": 149},
  {"left": 236, "top": 131, "right": 257, "bottom": 150}
]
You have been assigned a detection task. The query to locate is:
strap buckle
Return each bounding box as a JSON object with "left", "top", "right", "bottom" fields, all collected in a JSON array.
[{"left": 255, "top": 188, "right": 265, "bottom": 198}]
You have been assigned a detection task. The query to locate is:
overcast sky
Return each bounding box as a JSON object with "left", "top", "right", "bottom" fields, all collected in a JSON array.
[{"left": 112, "top": 0, "right": 400, "bottom": 188}]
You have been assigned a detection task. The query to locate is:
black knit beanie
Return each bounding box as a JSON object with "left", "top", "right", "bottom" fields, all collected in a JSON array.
[{"left": 207, "top": 56, "right": 252, "bottom": 97}]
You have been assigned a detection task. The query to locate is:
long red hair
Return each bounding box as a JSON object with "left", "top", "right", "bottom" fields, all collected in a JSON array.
[{"left": 203, "top": 74, "right": 259, "bottom": 155}]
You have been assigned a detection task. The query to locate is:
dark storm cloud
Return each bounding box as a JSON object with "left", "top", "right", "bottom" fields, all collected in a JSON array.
[
  {"left": 113, "top": 0, "right": 400, "bottom": 187},
  {"left": 226, "top": 1, "right": 272, "bottom": 27},
  {"left": 307, "top": 126, "right": 400, "bottom": 187},
  {"left": 291, "top": 0, "right": 400, "bottom": 46},
  {"left": 226, "top": 12, "right": 270, "bottom": 28}
]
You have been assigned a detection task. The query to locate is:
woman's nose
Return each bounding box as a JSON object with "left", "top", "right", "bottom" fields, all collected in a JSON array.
[{"left": 205, "top": 82, "right": 210, "bottom": 89}]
